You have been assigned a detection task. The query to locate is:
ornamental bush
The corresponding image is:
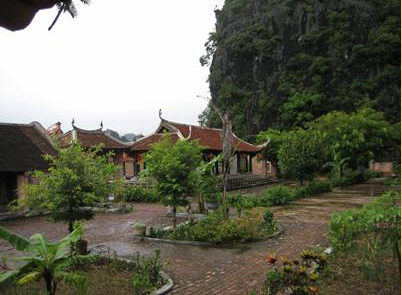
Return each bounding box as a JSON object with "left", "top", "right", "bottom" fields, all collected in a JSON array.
[
  {"left": 264, "top": 250, "right": 327, "bottom": 295},
  {"left": 262, "top": 185, "right": 296, "bottom": 206},
  {"left": 157, "top": 210, "right": 277, "bottom": 244},
  {"left": 263, "top": 209, "right": 274, "bottom": 225},
  {"left": 132, "top": 250, "right": 163, "bottom": 295},
  {"left": 122, "top": 187, "right": 159, "bottom": 203}
]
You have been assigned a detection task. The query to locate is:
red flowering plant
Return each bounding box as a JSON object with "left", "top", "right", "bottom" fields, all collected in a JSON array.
[{"left": 263, "top": 250, "right": 327, "bottom": 295}]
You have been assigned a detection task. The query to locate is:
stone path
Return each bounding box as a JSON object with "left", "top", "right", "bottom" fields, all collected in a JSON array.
[{"left": 0, "top": 180, "right": 392, "bottom": 294}]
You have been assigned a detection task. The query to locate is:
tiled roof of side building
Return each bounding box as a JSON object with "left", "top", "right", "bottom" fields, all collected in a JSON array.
[
  {"left": 163, "top": 121, "right": 263, "bottom": 153},
  {"left": 58, "top": 127, "right": 131, "bottom": 149},
  {"left": 130, "top": 133, "right": 179, "bottom": 151},
  {"left": 0, "top": 122, "right": 57, "bottom": 172}
]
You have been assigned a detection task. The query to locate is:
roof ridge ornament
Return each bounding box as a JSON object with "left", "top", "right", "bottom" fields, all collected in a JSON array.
[
  {"left": 184, "top": 125, "right": 192, "bottom": 139},
  {"left": 158, "top": 109, "right": 163, "bottom": 121}
]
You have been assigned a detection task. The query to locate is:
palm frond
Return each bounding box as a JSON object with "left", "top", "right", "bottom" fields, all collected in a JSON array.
[
  {"left": 66, "top": 2, "right": 78, "bottom": 18},
  {"left": 0, "top": 269, "right": 19, "bottom": 284},
  {"left": 28, "top": 234, "right": 49, "bottom": 257},
  {"left": 17, "top": 271, "right": 41, "bottom": 284},
  {"left": 0, "top": 227, "right": 30, "bottom": 252}
]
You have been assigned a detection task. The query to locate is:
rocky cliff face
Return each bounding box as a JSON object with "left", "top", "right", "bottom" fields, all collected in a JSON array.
[{"left": 203, "top": 0, "right": 400, "bottom": 138}]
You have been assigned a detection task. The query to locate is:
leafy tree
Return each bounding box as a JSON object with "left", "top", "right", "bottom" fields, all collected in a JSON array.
[
  {"left": 256, "top": 129, "right": 288, "bottom": 170},
  {"left": 0, "top": 225, "right": 96, "bottom": 295},
  {"left": 193, "top": 154, "right": 222, "bottom": 213},
  {"left": 22, "top": 143, "right": 121, "bottom": 233},
  {"left": 278, "top": 129, "right": 325, "bottom": 185},
  {"left": 309, "top": 108, "right": 396, "bottom": 171},
  {"left": 279, "top": 91, "right": 323, "bottom": 128},
  {"left": 143, "top": 136, "right": 202, "bottom": 228}
]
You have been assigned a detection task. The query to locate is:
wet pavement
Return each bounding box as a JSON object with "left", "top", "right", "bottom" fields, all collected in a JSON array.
[{"left": 0, "top": 180, "right": 392, "bottom": 294}]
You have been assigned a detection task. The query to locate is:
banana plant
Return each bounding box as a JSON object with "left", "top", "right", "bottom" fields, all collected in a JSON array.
[
  {"left": 324, "top": 151, "right": 350, "bottom": 179},
  {"left": 0, "top": 225, "right": 96, "bottom": 295},
  {"left": 193, "top": 154, "right": 223, "bottom": 213}
]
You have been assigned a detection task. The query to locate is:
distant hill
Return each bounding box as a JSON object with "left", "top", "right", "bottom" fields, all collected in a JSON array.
[
  {"left": 106, "top": 129, "right": 143, "bottom": 142},
  {"left": 122, "top": 133, "right": 144, "bottom": 142}
]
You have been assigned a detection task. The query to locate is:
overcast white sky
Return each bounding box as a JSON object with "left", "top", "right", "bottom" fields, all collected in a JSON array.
[{"left": 0, "top": 1, "right": 223, "bottom": 135}]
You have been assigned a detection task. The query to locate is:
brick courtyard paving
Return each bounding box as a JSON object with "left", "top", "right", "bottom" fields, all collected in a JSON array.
[{"left": 0, "top": 180, "right": 391, "bottom": 294}]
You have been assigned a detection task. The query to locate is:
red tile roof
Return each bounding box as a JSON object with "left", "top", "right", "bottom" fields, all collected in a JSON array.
[
  {"left": 131, "top": 120, "right": 263, "bottom": 153},
  {"left": 59, "top": 128, "right": 130, "bottom": 149},
  {"left": 130, "top": 133, "right": 179, "bottom": 151},
  {"left": 165, "top": 121, "right": 262, "bottom": 152}
]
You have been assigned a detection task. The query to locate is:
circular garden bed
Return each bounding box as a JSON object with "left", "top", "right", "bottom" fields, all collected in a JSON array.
[{"left": 143, "top": 208, "right": 280, "bottom": 245}]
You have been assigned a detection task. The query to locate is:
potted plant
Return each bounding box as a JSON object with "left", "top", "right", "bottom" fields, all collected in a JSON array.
[
  {"left": 205, "top": 193, "right": 220, "bottom": 211},
  {"left": 73, "top": 222, "right": 88, "bottom": 255},
  {"left": 132, "top": 222, "right": 146, "bottom": 236},
  {"left": 116, "top": 201, "right": 127, "bottom": 213}
]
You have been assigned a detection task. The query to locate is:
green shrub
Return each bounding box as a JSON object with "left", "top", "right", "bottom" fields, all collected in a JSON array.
[
  {"left": 160, "top": 210, "right": 276, "bottom": 244},
  {"left": 287, "top": 180, "right": 331, "bottom": 200},
  {"left": 330, "top": 169, "right": 382, "bottom": 188},
  {"left": 383, "top": 177, "right": 401, "bottom": 186},
  {"left": 204, "top": 193, "right": 221, "bottom": 203},
  {"left": 263, "top": 209, "right": 274, "bottom": 225},
  {"left": 330, "top": 191, "right": 401, "bottom": 269},
  {"left": 294, "top": 186, "right": 308, "bottom": 199},
  {"left": 122, "top": 187, "right": 159, "bottom": 203},
  {"left": 330, "top": 170, "right": 360, "bottom": 187},
  {"left": 227, "top": 194, "right": 259, "bottom": 216},
  {"left": 305, "top": 180, "right": 331, "bottom": 195},
  {"left": 363, "top": 170, "right": 383, "bottom": 179},
  {"left": 263, "top": 185, "right": 295, "bottom": 206},
  {"left": 132, "top": 250, "right": 163, "bottom": 295},
  {"left": 228, "top": 194, "right": 259, "bottom": 207}
]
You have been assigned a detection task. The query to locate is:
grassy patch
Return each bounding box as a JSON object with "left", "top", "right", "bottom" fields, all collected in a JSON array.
[{"left": 320, "top": 248, "right": 400, "bottom": 295}]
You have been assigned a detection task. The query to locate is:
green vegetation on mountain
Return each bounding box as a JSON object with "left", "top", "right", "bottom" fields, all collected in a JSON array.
[{"left": 200, "top": 0, "right": 400, "bottom": 138}]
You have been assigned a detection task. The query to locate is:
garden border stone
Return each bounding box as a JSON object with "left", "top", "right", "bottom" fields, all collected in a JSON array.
[
  {"left": 0, "top": 205, "right": 131, "bottom": 221},
  {"left": 133, "top": 223, "right": 284, "bottom": 247}
]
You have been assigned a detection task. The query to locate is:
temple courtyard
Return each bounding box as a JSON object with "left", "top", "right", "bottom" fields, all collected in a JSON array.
[{"left": 0, "top": 179, "right": 391, "bottom": 294}]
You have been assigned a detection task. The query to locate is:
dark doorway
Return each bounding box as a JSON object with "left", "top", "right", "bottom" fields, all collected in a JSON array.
[{"left": 0, "top": 172, "right": 18, "bottom": 206}]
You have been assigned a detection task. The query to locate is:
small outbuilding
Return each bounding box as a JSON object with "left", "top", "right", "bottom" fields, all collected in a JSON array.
[
  {"left": 56, "top": 124, "right": 136, "bottom": 179},
  {"left": 0, "top": 122, "right": 57, "bottom": 208}
]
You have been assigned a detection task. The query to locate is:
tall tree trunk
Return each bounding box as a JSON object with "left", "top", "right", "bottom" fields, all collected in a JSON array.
[
  {"left": 52, "top": 280, "right": 57, "bottom": 295},
  {"left": 222, "top": 114, "right": 232, "bottom": 220},
  {"left": 395, "top": 242, "right": 401, "bottom": 271},
  {"left": 68, "top": 221, "right": 74, "bottom": 233},
  {"left": 172, "top": 205, "right": 177, "bottom": 229},
  {"left": 198, "top": 194, "right": 205, "bottom": 214},
  {"left": 44, "top": 271, "right": 53, "bottom": 295}
]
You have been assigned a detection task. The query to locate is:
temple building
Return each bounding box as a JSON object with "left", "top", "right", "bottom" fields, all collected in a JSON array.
[{"left": 130, "top": 116, "right": 266, "bottom": 176}]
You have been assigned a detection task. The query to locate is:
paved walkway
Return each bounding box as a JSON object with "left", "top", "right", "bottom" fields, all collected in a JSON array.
[{"left": 0, "top": 180, "right": 392, "bottom": 294}]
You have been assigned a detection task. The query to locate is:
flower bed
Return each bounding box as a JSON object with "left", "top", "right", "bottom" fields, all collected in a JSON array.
[{"left": 149, "top": 208, "right": 278, "bottom": 244}]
